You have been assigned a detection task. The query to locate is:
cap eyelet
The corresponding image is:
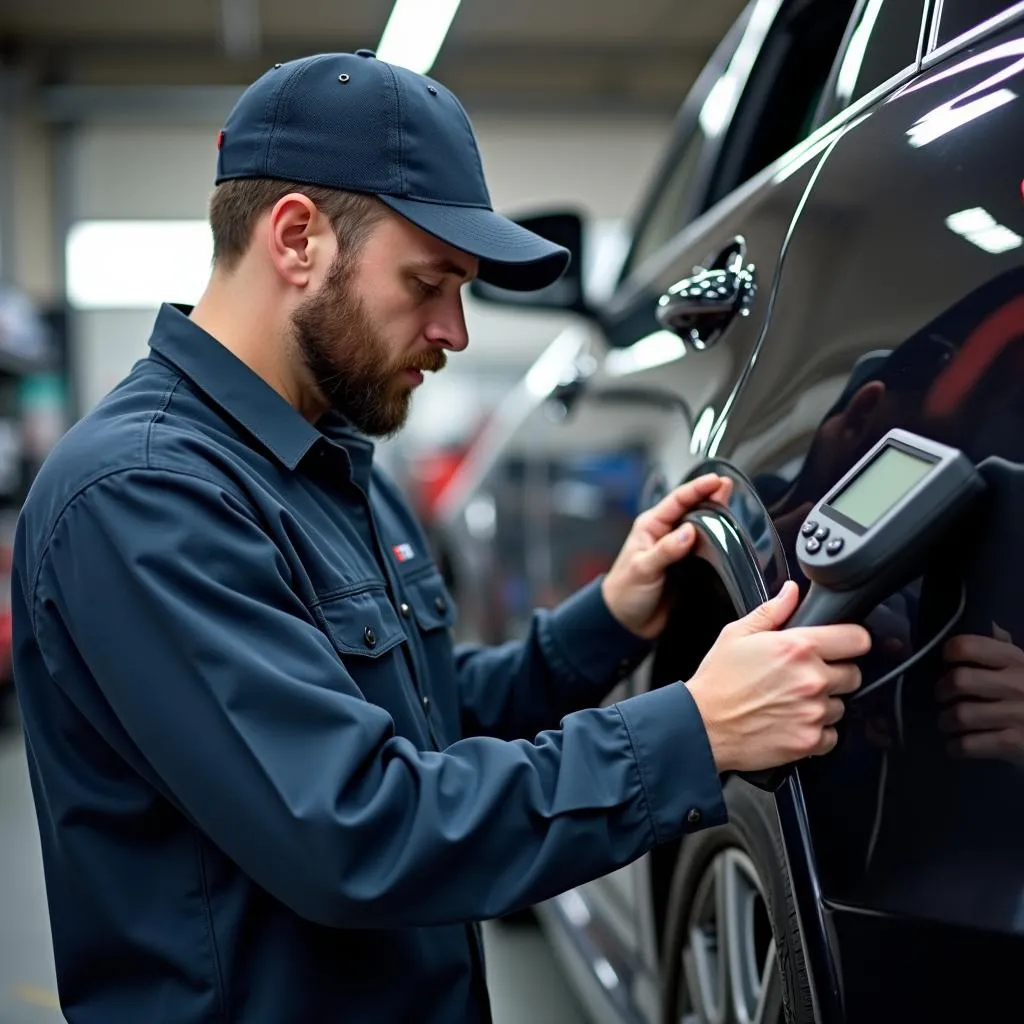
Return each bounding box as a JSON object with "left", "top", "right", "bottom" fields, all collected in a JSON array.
[
  {"left": 273, "top": 63, "right": 282, "bottom": 69},
  {"left": 338, "top": 73, "right": 351, "bottom": 84},
  {"left": 427, "top": 85, "right": 438, "bottom": 95}
]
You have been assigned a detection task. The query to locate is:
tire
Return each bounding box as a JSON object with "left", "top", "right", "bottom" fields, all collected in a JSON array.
[{"left": 659, "top": 777, "right": 814, "bottom": 1024}]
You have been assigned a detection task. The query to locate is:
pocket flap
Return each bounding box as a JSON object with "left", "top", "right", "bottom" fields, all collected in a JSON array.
[
  {"left": 406, "top": 573, "right": 457, "bottom": 632},
  {"left": 317, "top": 587, "right": 405, "bottom": 658}
]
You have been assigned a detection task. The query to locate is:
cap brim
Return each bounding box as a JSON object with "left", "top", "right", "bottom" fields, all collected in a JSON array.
[{"left": 378, "top": 195, "right": 570, "bottom": 292}]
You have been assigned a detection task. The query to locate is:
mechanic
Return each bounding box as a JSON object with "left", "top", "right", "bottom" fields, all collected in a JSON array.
[{"left": 10, "top": 51, "right": 869, "bottom": 1023}]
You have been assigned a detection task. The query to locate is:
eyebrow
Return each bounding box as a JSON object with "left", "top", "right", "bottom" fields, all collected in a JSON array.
[{"left": 408, "top": 257, "right": 472, "bottom": 280}]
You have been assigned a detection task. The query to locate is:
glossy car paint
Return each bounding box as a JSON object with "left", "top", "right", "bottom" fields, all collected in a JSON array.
[
  {"left": 707, "top": 18, "right": 1024, "bottom": 1021},
  {"left": 438, "top": 2, "right": 1024, "bottom": 1022}
]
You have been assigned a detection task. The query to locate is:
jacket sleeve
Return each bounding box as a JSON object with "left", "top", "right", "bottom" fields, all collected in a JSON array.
[
  {"left": 454, "top": 578, "right": 656, "bottom": 741},
  {"left": 30, "top": 468, "right": 725, "bottom": 929}
]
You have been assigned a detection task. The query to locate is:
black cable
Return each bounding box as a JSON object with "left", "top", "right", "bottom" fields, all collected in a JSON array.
[{"left": 850, "top": 581, "right": 968, "bottom": 703}]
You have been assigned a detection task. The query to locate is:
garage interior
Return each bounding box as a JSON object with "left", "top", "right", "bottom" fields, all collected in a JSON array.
[{"left": 0, "top": 1, "right": 746, "bottom": 1021}]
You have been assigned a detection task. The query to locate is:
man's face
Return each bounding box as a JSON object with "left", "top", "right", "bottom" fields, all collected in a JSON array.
[{"left": 291, "top": 212, "right": 477, "bottom": 437}]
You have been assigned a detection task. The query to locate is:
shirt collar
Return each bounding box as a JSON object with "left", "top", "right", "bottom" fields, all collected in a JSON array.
[{"left": 147, "top": 303, "right": 374, "bottom": 483}]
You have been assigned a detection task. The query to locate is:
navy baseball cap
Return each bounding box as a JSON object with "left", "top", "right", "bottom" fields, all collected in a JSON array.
[{"left": 215, "top": 50, "right": 570, "bottom": 292}]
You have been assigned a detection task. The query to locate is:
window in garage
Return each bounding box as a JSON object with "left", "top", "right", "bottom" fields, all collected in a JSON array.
[
  {"left": 705, "top": 0, "right": 859, "bottom": 209},
  {"left": 829, "top": 0, "right": 928, "bottom": 110},
  {"left": 934, "top": 0, "right": 1019, "bottom": 48},
  {"left": 621, "top": 131, "right": 705, "bottom": 278}
]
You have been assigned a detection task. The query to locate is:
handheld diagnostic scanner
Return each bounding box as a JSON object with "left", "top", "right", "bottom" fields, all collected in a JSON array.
[{"left": 703, "top": 428, "right": 986, "bottom": 791}]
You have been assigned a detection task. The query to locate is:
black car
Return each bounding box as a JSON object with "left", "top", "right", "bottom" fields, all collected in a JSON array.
[{"left": 436, "top": 1, "right": 1024, "bottom": 1021}]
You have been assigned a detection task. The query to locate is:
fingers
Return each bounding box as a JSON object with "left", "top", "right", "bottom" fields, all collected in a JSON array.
[
  {"left": 731, "top": 581, "right": 800, "bottom": 635},
  {"left": 937, "top": 697, "right": 1017, "bottom": 733},
  {"left": 634, "top": 522, "right": 698, "bottom": 578},
  {"left": 935, "top": 667, "right": 1016, "bottom": 703},
  {"left": 810, "top": 726, "right": 839, "bottom": 757},
  {"left": 948, "top": 729, "right": 1016, "bottom": 760},
  {"left": 640, "top": 474, "right": 725, "bottom": 536},
  {"left": 826, "top": 662, "right": 862, "bottom": 696},
  {"left": 824, "top": 697, "right": 846, "bottom": 726},
  {"left": 788, "top": 623, "right": 872, "bottom": 663},
  {"left": 943, "top": 633, "right": 1018, "bottom": 668}
]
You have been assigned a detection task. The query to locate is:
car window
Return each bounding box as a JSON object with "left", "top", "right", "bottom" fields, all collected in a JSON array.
[
  {"left": 619, "top": 132, "right": 705, "bottom": 280},
  {"left": 705, "top": 0, "right": 858, "bottom": 209},
  {"left": 935, "top": 1, "right": 1018, "bottom": 47},
  {"left": 829, "top": 0, "right": 927, "bottom": 112}
]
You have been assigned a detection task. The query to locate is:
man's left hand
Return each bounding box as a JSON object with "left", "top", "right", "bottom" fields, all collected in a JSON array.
[{"left": 601, "top": 473, "right": 733, "bottom": 640}]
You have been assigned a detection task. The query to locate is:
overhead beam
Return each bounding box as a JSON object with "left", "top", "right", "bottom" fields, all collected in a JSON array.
[{"left": 39, "top": 80, "right": 698, "bottom": 122}]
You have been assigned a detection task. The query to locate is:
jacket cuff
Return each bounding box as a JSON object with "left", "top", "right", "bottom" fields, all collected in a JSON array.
[
  {"left": 539, "top": 575, "right": 654, "bottom": 692},
  {"left": 615, "top": 683, "right": 726, "bottom": 844}
]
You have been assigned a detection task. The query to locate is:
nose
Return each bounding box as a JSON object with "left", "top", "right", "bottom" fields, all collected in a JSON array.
[{"left": 424, "top": 293, "right": 470, "bottom": 353}]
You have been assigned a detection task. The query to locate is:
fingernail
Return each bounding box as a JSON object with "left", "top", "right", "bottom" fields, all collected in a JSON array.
[{"left": 679, "top": 524, "right": 694, "bottom": 543}]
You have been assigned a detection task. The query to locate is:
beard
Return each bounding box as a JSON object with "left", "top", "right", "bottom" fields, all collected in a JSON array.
[{"left": 291, "top": 255, "right": 446, "bottom": 438}]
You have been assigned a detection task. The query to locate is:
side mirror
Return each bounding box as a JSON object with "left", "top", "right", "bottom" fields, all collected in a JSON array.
[{"left": 469, "top": 210, "right": 592, "bottom": 317}]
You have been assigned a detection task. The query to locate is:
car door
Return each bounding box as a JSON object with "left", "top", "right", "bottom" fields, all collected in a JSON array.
[
  {"left": 507, "top": 0, "right": 868, "bottom": 1014},
  {"left": 695, "top": 2, "right": 1024, "bottom": 1019}
]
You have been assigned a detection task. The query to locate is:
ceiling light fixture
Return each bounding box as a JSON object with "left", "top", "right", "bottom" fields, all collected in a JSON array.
[
  {"left": 945, "top": 207, "right": 1023, "bottom": 254},
  {"left": 376, "top": 0, "right": 462, "bottom": 75}
]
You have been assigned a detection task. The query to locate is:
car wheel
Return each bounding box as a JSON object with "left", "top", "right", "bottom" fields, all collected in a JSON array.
[{"left": 659, "top": 779, "right": 813, "bottom": 1024}]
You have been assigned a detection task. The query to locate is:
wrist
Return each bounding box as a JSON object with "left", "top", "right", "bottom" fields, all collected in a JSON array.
[
  {"left": 601, "top": 575, "right": 638, "bottom": 637},
  {"left": 684, "top": 679, "right": 732, "bottom": 773}
]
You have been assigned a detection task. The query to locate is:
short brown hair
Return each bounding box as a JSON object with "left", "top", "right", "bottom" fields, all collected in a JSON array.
[{"left": 209, "top": 179, "right": 386, "bottom": 272}]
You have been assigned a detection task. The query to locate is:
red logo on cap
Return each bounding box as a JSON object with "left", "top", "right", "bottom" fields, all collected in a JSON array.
[{"left": 216, "top": 130, "right": 225, "bottom": 150}]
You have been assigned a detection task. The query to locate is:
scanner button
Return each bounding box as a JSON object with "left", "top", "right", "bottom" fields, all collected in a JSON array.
[
  {"left": 826, "top": 537, "right": 844, "bottom": 556},
  {"left": 805, "top": 537, "right": 822, "bottom": 554},
  {"left": 801, "top": 520, "right": 818, "bottom": 537},
  {"left": 814, "top": 525, "right": 830, "bottom": 541}
]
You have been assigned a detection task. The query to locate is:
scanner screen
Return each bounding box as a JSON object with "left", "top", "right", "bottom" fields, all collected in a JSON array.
[{"left": 829, "top": 445, "right": 933, "bottom": 528}]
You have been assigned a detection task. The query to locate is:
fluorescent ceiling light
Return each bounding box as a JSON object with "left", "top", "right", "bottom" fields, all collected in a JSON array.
[
  {"left": 835, "top": 0, "right": 884, "bottom": 104},
  {"left": 605, "top": 330, "right": 686, "bottom": 377},
  {"left": 377, "top": 0, "right": 462, "bottom": 75},
  {"left": 945, "top": 207, "right": 1023, "bottom": 254},
  {"left": 907, "top": 88, "right": 1016, "bottom": 147},
  {"left": 67, "top": 220, "right": 213, "bottom": 310}
]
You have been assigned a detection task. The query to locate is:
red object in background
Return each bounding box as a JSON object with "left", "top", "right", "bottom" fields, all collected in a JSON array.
[{"left": 411, "top": 448, "right": 469, "bottom": 521}]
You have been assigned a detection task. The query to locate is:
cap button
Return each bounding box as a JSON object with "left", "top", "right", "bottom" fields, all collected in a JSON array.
[{"left": 355, "top": 49, "right": 376, "bottom": 58}]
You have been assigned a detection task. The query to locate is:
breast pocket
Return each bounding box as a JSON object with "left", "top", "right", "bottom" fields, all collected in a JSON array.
[
  {"left": 312, "top": 583, "right": 410, "bottom": 695},
  {"left": 404, "top": 571, "right": 457, "bottom": 637}
]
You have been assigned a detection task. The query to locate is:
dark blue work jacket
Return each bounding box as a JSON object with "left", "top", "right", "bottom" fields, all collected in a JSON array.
[{"left": 11, "top": 303, "right": 725, "bottom": 1023}]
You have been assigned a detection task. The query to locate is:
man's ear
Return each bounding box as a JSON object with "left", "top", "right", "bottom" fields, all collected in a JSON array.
[
  {"left": 840, "top": 380, "right": 886, "bottom": 444},
  {"left": 266, "top": 194, "right": 328, "bottom": 288}
]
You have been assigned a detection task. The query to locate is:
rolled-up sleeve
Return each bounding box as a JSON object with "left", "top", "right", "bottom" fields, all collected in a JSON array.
[
  {"left": 30, "top": 468, "right": 724, "bottom": 929},
  {"left": 455, "top": 577, "right": 654, "bottom": 741}
]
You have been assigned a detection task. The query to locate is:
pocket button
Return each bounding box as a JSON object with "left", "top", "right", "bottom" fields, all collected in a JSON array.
[{"left": 363, "top": 626, "right": 377, "bottom": 648}]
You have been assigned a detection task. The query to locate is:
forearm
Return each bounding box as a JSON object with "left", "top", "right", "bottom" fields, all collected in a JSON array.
[{"left": 456, "top": 576, "right": 653, "bottom": 740}]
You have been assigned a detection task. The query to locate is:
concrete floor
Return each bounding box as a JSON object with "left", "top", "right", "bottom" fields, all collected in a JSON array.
[{"left": 0, "top": 710, "right": 589, "bottom": 1024}]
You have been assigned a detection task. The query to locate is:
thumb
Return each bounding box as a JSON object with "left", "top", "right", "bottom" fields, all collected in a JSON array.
[
  {"left": 993, "top": 621, "right": 1013, "bottom": 644},
  {"left": 638, "top": 522, "right": 697, "bottom": 577},
  {"left": 733, "top": 581, "right": 799, "bottom": 634}
]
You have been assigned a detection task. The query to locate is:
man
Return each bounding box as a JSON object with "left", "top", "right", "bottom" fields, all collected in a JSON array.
[{"left": 11, "top": 51, "right": 868, "bottom": 1023}]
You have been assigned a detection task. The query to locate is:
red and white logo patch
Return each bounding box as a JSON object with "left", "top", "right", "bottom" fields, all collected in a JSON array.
[{"left": 392, "top": 543, "right": 415, "bottom": 563}]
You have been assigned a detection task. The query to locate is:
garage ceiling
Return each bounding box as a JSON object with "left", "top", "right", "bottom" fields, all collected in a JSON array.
[{"left": 1, "top": 0, "right": 747, "bottom": 112}]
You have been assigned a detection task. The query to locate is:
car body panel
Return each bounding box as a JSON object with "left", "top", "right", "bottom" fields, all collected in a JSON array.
[{"left": 439, "top": 1, "right": 1024, "bottom": 1022}]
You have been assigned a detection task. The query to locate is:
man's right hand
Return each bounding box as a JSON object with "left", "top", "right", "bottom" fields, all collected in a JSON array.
[{"left": 686, "top": 581, "right": 871, "bottom": 773}]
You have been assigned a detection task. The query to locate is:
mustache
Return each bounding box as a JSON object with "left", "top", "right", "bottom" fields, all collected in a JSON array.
[{"left": 406, "top": 349, "right": 448, "bottom": 374}]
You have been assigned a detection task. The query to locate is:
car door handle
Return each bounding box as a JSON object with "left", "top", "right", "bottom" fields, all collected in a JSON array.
[{"left": 655, "top": 244, "right": 757, "bottom": 350}]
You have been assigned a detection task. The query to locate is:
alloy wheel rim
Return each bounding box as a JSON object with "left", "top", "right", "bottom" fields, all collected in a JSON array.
[{"left": 678, "top": 848, "right": 783, "bottom": 1024}]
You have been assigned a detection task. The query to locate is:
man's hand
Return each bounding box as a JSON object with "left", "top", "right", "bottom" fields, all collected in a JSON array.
[
  {"left": 601, "top": 473, "right": 733, "bottom": 640},
  {"left": 686, "top": 582, "right": 871, "bottom": 773},
  {"left": 936, "top": 623, "right": 1024, "bottom": 765}
]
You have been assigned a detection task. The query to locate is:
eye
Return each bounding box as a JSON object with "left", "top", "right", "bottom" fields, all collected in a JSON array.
[{"left": 414, "top": 278, "right": 442, "bottom": 299}]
